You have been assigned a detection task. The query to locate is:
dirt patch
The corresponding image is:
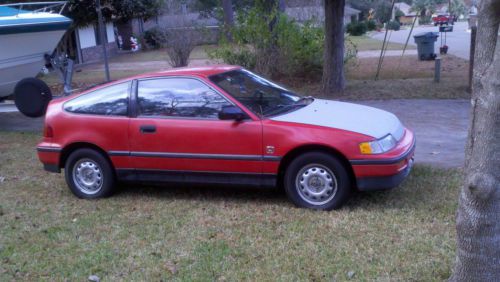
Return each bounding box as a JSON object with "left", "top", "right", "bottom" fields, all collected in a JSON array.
[{"left": 346, "top": 54, "right": 468, "bottom": 80}]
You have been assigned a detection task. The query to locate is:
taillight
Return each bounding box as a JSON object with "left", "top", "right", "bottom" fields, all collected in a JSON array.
[{"left": 44, "top": 124, "right": 53, "bottom": 138}]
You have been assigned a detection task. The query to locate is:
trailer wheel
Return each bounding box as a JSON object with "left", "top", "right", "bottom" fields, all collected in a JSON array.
[{"left": 14, "top": 77, "right": 52, "bottom": 118}]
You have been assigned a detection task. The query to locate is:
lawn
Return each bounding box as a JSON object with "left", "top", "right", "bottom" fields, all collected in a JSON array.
[
  {"left": 0, "top": 131, "right": 461, "bottom": 280},
  {"left": 347, "top": 35, "right": 416, "bottom": 52}
]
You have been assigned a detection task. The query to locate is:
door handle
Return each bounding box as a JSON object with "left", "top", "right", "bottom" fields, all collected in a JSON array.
[{"left": 140, "top": 125, "right": 156, "bottom": 133}]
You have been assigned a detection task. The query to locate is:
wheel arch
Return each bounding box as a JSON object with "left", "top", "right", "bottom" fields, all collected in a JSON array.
[
  {"left": 277, "top": 144, "right": 356, "bottom": 189},
  {"left": 59, "top": 142, "right": 113, "bottom": 170}
]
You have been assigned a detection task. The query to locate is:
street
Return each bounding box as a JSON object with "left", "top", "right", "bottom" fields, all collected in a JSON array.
[{"left": 371, "top": 21, "right": 472, "bottom": 60}]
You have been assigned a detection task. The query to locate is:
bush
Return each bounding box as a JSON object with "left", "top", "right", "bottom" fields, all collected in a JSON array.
[
  {"left": 386, "top": 20, "right": 401, "bottom": 31},
  {"left": 164, "top": 27, "right": 197, "bottom": 67},
  {"left": 346, "top": 21, "right": 368, "bottom": 36},
  {"left": 420, "top": 15, "right": 432, "bottom": 25},
  {"left": 209, "top": 45, "right": 256, "bottom": 69},
  {"left": 142, "top": 27, "right": 166, "bottom": 49},
  {"left": 209, "top": 7, "right": 324, "bottom": 77},
  {"left": 366, "top": 20, "right": 377, "bottom": 31},
  {"left": 209, "top": 5, "right": 357, "bottom": 78}
]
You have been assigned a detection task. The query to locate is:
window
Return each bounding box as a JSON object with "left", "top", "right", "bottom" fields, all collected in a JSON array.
[
  {"left": 210, "top": 69, "right": 307, "bottom": 117},
  {"left": 137, "top": 78, "right": 232, "bottom": 119},
  {"left": 64, "top": 82, "right": 130, "bottom": 116}
]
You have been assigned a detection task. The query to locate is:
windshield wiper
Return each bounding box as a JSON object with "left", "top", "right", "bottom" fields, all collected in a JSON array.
[
  {"left": 295, "top": 96, "right": 314, "bottom": 104},
  {"left": 262, "top": 103, "right": 307, "bottom": 117}
]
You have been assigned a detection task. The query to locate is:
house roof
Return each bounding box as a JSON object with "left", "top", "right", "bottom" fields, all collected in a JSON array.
[
  {"left": 285, "top": 5, "right": 361, "bottom": 22},
  {"left": 394, "top": 2, "right": 417, "bottom": 16}
]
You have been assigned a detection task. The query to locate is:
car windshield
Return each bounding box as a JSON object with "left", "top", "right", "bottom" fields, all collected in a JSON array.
[{"left": 209, "top": 69, "right": 313, "bottom": 117}]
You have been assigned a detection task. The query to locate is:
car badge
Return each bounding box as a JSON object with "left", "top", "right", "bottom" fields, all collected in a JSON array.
[{"left": 266, "top": 146, "right": 275, "bottom": 154}]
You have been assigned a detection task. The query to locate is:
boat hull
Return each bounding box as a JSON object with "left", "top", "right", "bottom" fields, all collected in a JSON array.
[{"left": 0, "top": 29, "right": 68, "bottom": 97}]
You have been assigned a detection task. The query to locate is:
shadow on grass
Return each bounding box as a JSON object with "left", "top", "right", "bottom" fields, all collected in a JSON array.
[{"left": 109, "top": 165, "right": 459, "bottom": 211}]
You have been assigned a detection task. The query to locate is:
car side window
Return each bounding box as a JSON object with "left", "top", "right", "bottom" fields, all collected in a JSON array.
[
  {"left": 137, "top": 78, "right": 232, "bottom": 119},
  {"left": 64, "top": 82, "right": 130, "bottom": 116}
]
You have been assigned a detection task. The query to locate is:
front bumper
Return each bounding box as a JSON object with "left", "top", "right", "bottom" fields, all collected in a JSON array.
[
  {"left": 356, "top": 157, "right": 414, "bottom": 191},
  {"left": 351, "top": 130, "right": 416, "bottom": 191}
]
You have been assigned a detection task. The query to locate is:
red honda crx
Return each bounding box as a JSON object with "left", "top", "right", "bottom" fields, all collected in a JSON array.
[{"left": 37, "top": 65, "right": 415, "bottom": 210}]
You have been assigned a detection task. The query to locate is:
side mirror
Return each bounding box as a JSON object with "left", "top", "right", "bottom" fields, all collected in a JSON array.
[{"left": 218, "top": 105, "right": 247, "bottom": 121}]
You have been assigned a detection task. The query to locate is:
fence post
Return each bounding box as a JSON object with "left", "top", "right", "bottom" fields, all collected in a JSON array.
[{"left": 434, "top": 57, "right": 441, "bottom": 83}]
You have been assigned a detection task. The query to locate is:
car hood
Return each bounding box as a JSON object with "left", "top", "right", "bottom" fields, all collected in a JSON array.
[{"left": 270, "top": 99, "right": 404, "bottom": 139}]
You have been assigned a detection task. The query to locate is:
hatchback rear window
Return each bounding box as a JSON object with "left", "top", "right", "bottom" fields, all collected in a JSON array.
[{"left": 64, "top": 82, "right": 130, "bottom": 116}]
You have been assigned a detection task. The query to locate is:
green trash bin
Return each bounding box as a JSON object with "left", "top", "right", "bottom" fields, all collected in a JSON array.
[{"left": 413, "top": 32, "right": 438, "bottom": 60}]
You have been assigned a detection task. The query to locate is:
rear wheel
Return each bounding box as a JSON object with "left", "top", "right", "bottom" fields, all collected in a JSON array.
[
  {"left": 284, "top": 152, "right": 351, "bottom": 210},
  {"left": 64, "top": 149, "right": 116, "bottom": 198}
]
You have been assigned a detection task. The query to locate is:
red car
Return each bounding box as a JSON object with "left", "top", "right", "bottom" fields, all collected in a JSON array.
[
  {"left": 432, "top": 14, "right": 456, "bottom": 26},
  {"left": 37, "top": 66, "right": 415, "bottom": 210}
]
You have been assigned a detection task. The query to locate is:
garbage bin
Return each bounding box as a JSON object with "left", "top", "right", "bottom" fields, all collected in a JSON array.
[{"left": 413, "top": 32, "right": 438, "bottom": 60}]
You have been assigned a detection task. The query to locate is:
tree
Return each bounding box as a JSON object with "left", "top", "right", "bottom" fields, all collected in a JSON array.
[
  {"left": 322, "top": 0, "right": 346, "bottom": 96},
  {"left": 222, "top": 0, "right": 234, "bottom": 41},
  {"left": 111, "top": 0, "right": 163, "bottom": 50},
  {"left": 450, "top": 0, "right": 500, "bottom": 280}
]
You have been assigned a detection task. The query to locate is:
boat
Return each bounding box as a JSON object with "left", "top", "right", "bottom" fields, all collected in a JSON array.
[{"left": 0, "top": 1, "right": 71, "bottom": 116}]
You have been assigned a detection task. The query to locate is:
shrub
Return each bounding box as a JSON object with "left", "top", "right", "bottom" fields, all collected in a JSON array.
[
  {"left": 164, "top": 27, "right": 197, "bottom": 67},
  {"left": 209, "top": 45, "right": 256, "bottom": 69},
  {"left": 346, "top": 21, "right": 368, "bottom": 36},
  {"left": 386, "top": 20, "right": 401, "bottom": 31},
  {"left": 209, "top": 7, "right": 324, "bottom": 78},
  {"left": 420, "top": 15, "right": 432, "bottom": 25},
  {"left": 366, "top": 20, "right": 377, "bottom": 31},
  {"left": 142, "top": 27, "right": 166, "bottom": 49},
  {"left": 209, "top": 5, "right": 357, "bottom": 78}
]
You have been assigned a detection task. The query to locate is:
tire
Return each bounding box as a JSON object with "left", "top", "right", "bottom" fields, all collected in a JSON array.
[
  {"left": 14, "top": 77, "right": 52, "bottom": 118},
  {"left": 284, "top": 152, "right": 351, "bottom": 210},
  {"left": 64, "top": 148, "right": 116, "bottom": 199}
]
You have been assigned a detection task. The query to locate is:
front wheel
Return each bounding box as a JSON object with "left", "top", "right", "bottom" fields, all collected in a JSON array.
[
  {"left": 65, "top": 149, "right": 116, "bottom": 199},
  {"left": 284, "top": 152, "right": 351, "bottom": 210}
]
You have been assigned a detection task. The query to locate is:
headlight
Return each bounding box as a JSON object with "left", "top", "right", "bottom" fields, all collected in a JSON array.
[{"left": 359, "top": 134, "right": 397, "bottom": 154}]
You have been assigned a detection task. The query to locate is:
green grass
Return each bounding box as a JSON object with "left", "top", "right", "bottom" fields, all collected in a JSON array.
[
  {"left": 347, "top": 35, "right": 416, "bottom": 52},
  {"left": 109, "top": 45, "right": 215, "bottom": 63},
  {"left": 0, "top": 132, "right": 460, "bottom": 280}
]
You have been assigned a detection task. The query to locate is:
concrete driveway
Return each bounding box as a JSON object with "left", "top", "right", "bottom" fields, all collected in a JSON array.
[
  {"left": 0, "top": 99, "right": 469, "bottom": 168},
  {"left": 371, "top": 22, "right": 472, "bottom": 60}
]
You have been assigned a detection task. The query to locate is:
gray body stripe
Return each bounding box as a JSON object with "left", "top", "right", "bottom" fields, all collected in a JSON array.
[
  {"left": 36, "top": 147, "right": 62, "bottom": 153},
  {"left": 108, "top": 151, "right": 281, "bottom": 161}
]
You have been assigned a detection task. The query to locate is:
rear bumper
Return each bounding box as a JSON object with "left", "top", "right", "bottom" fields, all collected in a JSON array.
[{"left": 37, "top": 145, "right": 62, "bottom": 173}]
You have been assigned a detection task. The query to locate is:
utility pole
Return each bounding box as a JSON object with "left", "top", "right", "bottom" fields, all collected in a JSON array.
[{"left": 96, "top": 0, "right": 110, "bottom": 82}]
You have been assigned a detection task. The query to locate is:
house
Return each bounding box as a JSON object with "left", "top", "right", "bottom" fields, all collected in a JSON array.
[
  {"left": 56, "top": 22, "right": 117, "bottom": 65},
  {"left": 393, "top": 2, "right": 419, "bottom": 25},
  {"left": 285, "top": 5, "right": 361, "bottom": 26},
  {"left": 74, "top": 23, "right": 117, "bottom": 64}
]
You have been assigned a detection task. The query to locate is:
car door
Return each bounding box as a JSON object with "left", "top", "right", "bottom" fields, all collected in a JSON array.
[{"left": 128, "top": 76, "right": 267, "bottom": 185}]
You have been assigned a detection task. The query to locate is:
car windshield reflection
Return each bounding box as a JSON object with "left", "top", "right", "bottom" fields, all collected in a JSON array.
[{"left": 209, "top": 69, "right": 313, "bottom": 117}]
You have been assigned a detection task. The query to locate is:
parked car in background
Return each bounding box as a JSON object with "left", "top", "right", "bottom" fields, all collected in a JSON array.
[
  {"left": 37, "top": 65, "right": 415, "bottom": 210},
  {"left": 432, "top": 14, "right": 456, "bottom": 26}
]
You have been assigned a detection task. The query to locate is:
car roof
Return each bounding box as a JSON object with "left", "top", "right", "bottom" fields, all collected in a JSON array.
[
  {"left": 135, "top": 65, "right": 241, "bottom": 79},
  {"left": 73, "top": 65, "right": 241, "bottom": 98}
]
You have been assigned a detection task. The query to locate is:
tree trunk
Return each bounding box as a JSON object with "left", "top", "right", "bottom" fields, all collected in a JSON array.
[
  {"left": 322, "top": 0, "right": 346, "bottom": 96},
  {"left": 222, "top": 0, "right": 234, "bottom": 42},
  {"left": 116, "top": 20, "right": 133, "bottom": 51},
  {"left": 450, "top": 0, "right": 500, "bottom": 280},
  {"left": 278, "top": 0, "right": 286, "bottom": 12}
]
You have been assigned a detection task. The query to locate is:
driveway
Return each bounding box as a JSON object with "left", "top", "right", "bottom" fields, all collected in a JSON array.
[
  {"left": 0, "top": 99, "right": 469, "bottom": 168},
  {"left": 371, "top": 22, "right": 472, "bottom": 60}
]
